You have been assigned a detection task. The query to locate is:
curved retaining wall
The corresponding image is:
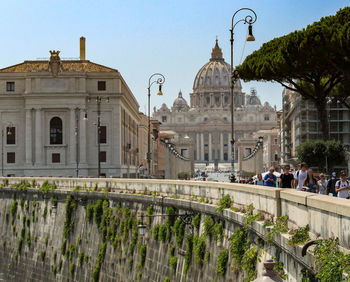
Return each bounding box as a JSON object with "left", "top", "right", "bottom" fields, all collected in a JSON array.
[{"left": 0, "top": 177, "right": 348, "bottom": 282}]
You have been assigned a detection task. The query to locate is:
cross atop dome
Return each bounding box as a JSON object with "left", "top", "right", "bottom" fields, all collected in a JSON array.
[{"left": 210, "top": 37, "right": 224, "bottom": 61}]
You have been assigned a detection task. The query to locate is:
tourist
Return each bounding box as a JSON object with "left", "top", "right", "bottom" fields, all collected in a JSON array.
[
  {"left": 264, "top": 168, "right": 276, "bottom": 187},
  {"left": 294, "top": 163, "right": 308, "bottom": 190},
  {"left": 326, "top": 172, "right": 338, "bottom": 197},
  {"left": 303, "top": 169, "right": 318, "bottom": 193},
  {"left": 254, "top": 173, "right": 264, "bottom": 186},
  {"left": 335, "top": 172, "right": 350, "bottom": 199},
  {"left": 317, "top": 173, "right": 328, "bottom": 195},
  {"left": 279, "top": 165, "right": 294, "bottom": 188}
]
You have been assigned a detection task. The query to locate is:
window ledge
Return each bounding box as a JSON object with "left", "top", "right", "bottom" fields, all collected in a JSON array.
[{"left": 44, "top": 144, "right": 68, "bottom": 148}]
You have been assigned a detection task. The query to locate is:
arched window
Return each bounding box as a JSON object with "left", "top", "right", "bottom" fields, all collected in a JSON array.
[{"left": 50, "top": 117, "right": 63, "bottom": 144}]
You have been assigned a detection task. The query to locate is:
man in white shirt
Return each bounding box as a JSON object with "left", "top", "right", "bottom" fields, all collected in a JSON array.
[
  {"left": 294, "top": 163, "right": 308, "bottom": 190},
  {"left": 335, "top": 172, "right": 350, "bottom": 199}
]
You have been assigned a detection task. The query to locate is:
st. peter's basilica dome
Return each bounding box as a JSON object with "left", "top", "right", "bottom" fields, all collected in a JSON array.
[{"left": 192, "top": 39, "right": 242, "bottom": 91}]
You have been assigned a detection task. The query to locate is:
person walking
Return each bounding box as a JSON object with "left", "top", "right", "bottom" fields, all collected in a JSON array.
[
  {"left": 317, "top": 173, "right": 328, "bottom": 195},
  {"left": 303, "top": 169, "right": 318, "bottom": 193},
  {"left": 254, "top": 173, "right": 264, "bottom": 186},
  {"left": 279, "top": 165, "right": 294, "bottom": 188},
  {"left": 326, "top": 172, "right": 338, "bottom": 197},
  {"left": 294, "top": 163, "right": 308, "bottom": 190},
  {"left": 264, "top": 168, "right": 277, "bottom": 187},
  {"left": 335, "top": 171, "right": 350, "bottom": 199}
]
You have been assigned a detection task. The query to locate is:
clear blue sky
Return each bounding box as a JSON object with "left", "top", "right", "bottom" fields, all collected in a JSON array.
[{"left": 0, "top": 1, "right": 348, "bottom": 113}]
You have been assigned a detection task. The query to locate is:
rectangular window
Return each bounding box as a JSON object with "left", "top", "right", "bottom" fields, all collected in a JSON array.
[
  {"left": 100, "top": 151, "right": 106, "bottom": 162},
  {"left": 6, "top": 82, "right": 15, "bottom": 92},
  {"left": 6, "top": 127, "right": 15, "bottom": 145},
  {"left": 97, "top": 81, "right": 106, "bottom": 91},
  {"left": 99, "top": 126, "right": 107, "bottom": 144},
  {"left": 52, "top": 153, "right": 60, "bottom": 163},
  {"left": 264, "top": 114, "right": 270, "bottom": 121},
  {"left": 162, "top": 116, "right": 167, "bottom": 122},
  {"left": 7, "top": 152, "right": 15, "bottom": 163},
  {"left": 224, "top": 153, "right": 228, "bottom": 161},
  {"left": 274, "top": 138, "right": 278, "bottom": 145}
]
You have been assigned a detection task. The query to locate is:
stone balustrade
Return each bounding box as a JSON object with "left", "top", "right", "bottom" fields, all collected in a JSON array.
[{"left": 2, "top": 177, "right": 350, "bottom": 250}]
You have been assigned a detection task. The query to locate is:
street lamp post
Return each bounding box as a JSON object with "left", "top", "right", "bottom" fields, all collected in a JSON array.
[
  {"left": 88, "top": 96, "right": 109, "bottom": 177},
  {"left": 230, "top": 8, "right": 257, "bottom": 173},
  {"left": 147, "top": 73, "right": 165, "bottom": 178}
]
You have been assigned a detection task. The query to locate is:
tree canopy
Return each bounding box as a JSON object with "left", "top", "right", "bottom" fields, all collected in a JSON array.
[
  {"left": 237, "top": 7, "right": 350, "bottom": 139},
  {"left": 295, "top": 140, "right": 347, "bottom": 172}
]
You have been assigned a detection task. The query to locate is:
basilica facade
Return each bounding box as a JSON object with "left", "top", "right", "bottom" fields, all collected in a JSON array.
[{"left": 153, "top": 40, "right": 278, "bottom": 167}]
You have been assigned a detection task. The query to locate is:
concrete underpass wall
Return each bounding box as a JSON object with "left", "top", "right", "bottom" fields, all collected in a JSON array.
[{"left": 0, "top": 177, "right": 349, "bottom": 282}]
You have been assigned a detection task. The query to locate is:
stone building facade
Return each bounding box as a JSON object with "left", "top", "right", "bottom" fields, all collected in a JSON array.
[
  {"left": 0, "top": 38, "right": 140, "bottom": 178},
  {"left": 153, "top": 40, "right": 278, "bottom": 168},
  {"left": 281, "top": 87, "right": 350, "bottom": 170}
]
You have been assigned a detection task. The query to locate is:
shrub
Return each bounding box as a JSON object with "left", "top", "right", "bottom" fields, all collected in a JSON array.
[
  {"left": 287, "top": 225, "right": 310, "bottom": 246},
  {"left": 217, "top": 194, "right": 232, "bottom": 212}
]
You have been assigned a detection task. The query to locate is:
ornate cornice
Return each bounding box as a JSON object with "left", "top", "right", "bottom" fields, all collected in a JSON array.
[{"left": 0, "top": 61, "right": 118, "bottom": 73}]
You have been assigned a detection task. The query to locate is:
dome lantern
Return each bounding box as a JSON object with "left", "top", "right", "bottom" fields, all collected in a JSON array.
[{"left": 210, "top": 38, "right": 224, "bottom": 62}]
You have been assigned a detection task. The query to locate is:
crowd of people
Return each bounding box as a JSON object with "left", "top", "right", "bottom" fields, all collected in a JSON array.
[{"left": 253, "top": 163, "right": 350, "bottom": 199}]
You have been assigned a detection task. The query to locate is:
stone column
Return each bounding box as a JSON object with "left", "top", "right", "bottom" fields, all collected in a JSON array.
[
  {"left": 196, "top": 133, "right": 200, "bottom": 161},
  {"left": 208, "top": 133, "right": 212, "bottom": 161},
  {"left": 200, "top": 133, "right": 204, "bottom": 161},
  {"left": 220, "top": 133, "right": 224, "bottom": 161},
  {"left": 25, "top": 109, "right": 33, "bottom": 164},
  {"left": 70, "top": 108, "right": 76, "bottom": 164},
  {"left": 35, "top": 109, "right": 42, "bottom": 165},
  {"left": 79, "top": 110, "right": 87, "bottom": 164}
]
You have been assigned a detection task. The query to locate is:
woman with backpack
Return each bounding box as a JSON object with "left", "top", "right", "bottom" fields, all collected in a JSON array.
[{"left": 302, "top": 169, "right": 318, "bottom": 193}]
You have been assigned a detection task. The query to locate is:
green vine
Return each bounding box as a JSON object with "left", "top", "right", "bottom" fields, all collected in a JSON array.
[
  {"left": 287, "top": 225, "right": 310, "bottom": 246},
  {"left": 86, "top": 204, "right": 94, "bottom": 222},
  {"left": 63, "top": 195, "right": 77, "bottom": 239},
  {"left": 168, "top": 245, "right": 177, "bottom": 273},
  {"left": 139, "top": 244, "right": 147, "bottom": 269},
  {"left": 216, "top": 249, "right": 229, "bottom": 277},
  {"left": 193, "top": 235, "right": 206, "bottom": 267},
  {"left": 152, "top": 224, "right": 159, "bottom": 241},
  {"left": 184, "top": 234, "right": 193, "bottom": 276},
  {"left": 192, "top": 214, "right": 201, "bottom": 233},
  {"left": 229, "top": 227, "right": 249, "bottom": 269},
  {"left": 92, "top": 242, "right": 107, "bottom": 282},
  {"left": 159, "top": 224, "right": 167, "bottom": 242},
  {"left": 313, "top": 238, "right": 350, "bottom": 281},
  {"left": 242, "top": 245, "right": 261, "bottom": 281},
  {"left": 174, "top": 218, "right": 185, "bottom": 247}
]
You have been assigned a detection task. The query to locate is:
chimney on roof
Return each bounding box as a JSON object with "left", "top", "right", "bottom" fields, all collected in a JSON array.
[{"left": 80, "top": 37, "right": 86, "bottom": 60}]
